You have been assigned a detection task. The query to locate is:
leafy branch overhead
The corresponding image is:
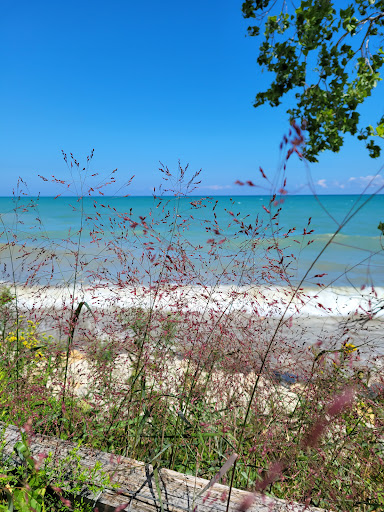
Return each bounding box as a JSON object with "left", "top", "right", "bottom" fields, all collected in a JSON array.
[{"left": 243, "top": 0, "right": 384, "bottom": 161}]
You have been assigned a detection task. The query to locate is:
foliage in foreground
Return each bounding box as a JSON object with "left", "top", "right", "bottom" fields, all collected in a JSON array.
[
  {"left": 0, "top": 282, "right": 383, "bottom": 512},
  {"left": 0, "top": 132, "right": 383, "bottom": 511},
  {"left": 0, "top": 423, "right": 111, "bottom": 512}
]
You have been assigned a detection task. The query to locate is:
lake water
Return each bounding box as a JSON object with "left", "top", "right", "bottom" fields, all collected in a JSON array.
[{"left": 0, "top": 194, "right": 383, "bottom": 289}]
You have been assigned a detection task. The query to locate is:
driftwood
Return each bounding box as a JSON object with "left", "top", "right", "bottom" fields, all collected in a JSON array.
[{"left": 1, "top": 424, "right": 324, "bottom": 512}]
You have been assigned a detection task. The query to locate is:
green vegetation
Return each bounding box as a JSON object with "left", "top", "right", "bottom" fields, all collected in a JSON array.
[
  {"left": 0, "top": 288, "right": 383, "bottom": 511},
  {"left": 0, "top": 426, "right": 112, "bottom": 512},
  {"left": 1, "top": 149, "right": 383, "bottom": 511},
  {"left": 242, "top": 0, "right": 384, "bottom": 160}
]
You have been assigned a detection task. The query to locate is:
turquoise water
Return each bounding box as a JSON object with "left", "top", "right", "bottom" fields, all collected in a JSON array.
[{"left": 0, "top": 194, "right": 383, "bottom": 287}]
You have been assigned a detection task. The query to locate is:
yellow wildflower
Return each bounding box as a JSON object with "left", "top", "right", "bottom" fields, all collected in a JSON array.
[{"left": 343, "top": 342, "right": 357, "bottom": 355}]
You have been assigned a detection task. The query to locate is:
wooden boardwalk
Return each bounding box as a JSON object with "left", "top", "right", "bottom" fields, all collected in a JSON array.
[{"left": 1, "top": 424, "right": 325, "bottom": 512}]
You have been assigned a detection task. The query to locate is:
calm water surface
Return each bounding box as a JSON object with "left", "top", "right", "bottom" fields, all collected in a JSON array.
[{"left": 0, "top": 194, "right": 383, "bottom": 288}]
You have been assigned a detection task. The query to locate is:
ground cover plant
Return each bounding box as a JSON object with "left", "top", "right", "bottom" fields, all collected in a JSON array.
[
  {"left": 0, "top": 421, "right": 113, "bottom": 512},
  {"left": 0, "top": 126, "right": 383, "bottom": 511}
]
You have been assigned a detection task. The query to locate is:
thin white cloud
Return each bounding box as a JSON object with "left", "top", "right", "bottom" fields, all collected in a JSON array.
[
  {"left": 202, "top": 184, "right": 232, "bottom": 191},
  {"left": 347, "top": 174, "right": 384, "bottom": 186},
  {"left": 316, "top": 179, "right": 327, "bottom": 188}
]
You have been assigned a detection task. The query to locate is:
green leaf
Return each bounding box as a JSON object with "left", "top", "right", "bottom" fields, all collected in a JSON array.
[
  {"left": 4, "top": 489, "right": 13, "bottom": 512},
  {"left": 243, "top": 0, "right": 384, "bottom": 160},
  {"left": 376, "top": 123, "right": 384, "bottom": 137},
  {"left": 153, "top": 467, "right": 165, "bottom": 512}
]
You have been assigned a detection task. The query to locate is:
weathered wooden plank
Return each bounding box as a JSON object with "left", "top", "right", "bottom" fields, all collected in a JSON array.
[{"left": 0, "top": 424, "right": 325, "bottom": 512}]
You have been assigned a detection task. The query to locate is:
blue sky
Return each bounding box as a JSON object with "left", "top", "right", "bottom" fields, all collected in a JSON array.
[{"left": 1, "top": 0, "right": 384, "bottom": 196}]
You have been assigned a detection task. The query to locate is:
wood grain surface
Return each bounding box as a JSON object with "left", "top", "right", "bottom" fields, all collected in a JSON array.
[{"left": 1, "top": 424, "right": 325, "bottom": 512}]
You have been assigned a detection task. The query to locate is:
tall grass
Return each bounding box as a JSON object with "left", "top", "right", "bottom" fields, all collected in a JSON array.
[{"left": 0, "top": 128, "right": 383, "bottom": 511}]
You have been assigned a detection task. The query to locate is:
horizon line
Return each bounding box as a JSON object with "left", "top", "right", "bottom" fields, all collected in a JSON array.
[{"left": 0, "top": 192, "right": 383, "bottom": 198}]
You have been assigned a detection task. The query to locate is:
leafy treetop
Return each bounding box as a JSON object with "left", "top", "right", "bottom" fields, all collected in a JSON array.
[{"left": 242, "top": 0, "right": 384, "bottom": 161}]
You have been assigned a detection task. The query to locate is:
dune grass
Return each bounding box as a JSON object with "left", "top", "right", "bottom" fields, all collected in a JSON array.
[{"left": 0, "top": 130, "right": 384, "bottom": 511}]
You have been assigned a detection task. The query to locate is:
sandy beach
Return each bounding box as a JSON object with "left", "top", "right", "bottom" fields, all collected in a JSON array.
[{"left": 4, "top": 282, "right": 383, "bottom": 375}]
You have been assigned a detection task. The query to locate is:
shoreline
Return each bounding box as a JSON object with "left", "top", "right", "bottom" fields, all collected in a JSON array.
[
  {"left": 2, "top": 280, "right": 383, "bottom": 319},
  {"left": 1, "top": 281, "right": 383, "bottom": 369}
]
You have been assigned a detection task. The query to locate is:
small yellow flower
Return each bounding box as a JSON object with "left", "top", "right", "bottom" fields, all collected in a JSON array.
[{"left": 343, "top": 342, "right": 357, "bottom": 355}]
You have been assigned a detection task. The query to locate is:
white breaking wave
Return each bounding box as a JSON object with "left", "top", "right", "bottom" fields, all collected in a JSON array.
[{"left": 9, "top": 282, "right": 384, "bottom": 319}]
